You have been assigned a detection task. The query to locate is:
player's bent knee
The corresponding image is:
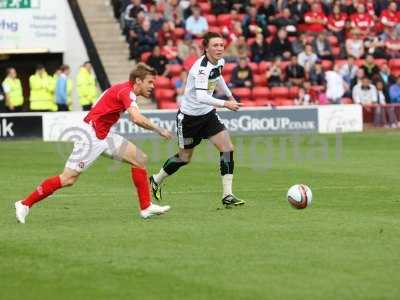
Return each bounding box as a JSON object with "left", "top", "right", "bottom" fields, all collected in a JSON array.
[{"left": 60, "top": 174, "right": 79, "bottom": 187}]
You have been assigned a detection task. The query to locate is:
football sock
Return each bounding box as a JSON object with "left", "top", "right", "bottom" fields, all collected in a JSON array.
[
  {"left": 220, "top": 151, "right": 234, "bottom": 197},
  {"left": 131, "top": 167, "right": 151, "bottom": 210},
  {"left": 158, "top": 154, "right": 188, "bottom": 182},
  {"left": 22, "top": 176, "right": 62, "bottom": 207},
  {"left": 153, "top": 169, "right": 169, "bottom": 185}
]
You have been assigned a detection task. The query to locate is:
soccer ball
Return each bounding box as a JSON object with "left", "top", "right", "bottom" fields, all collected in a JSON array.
[{"left": 287, "top": 184, "right": 312, "bottom": 209}]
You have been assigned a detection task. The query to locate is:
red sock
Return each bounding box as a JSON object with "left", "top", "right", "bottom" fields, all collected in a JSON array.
[
  {"left": 131, "top": 167, "right": 151, "bottom": 210},
  {"left": 22, "top": 176, "right": 62, "bottom": 207}
]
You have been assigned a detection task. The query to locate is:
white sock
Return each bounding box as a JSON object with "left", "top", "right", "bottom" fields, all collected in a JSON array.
[
  {"left": 153, "top": 169, "right": 169, "bottom": 185},
  {"left": 222, "top": 174, "right": 233, "bottom": 197}
]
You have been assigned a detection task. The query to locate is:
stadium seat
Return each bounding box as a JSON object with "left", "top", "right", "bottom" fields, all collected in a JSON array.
[
  {"left": 209, "top": 26, "right": 222, "bottom": 34},
  {"left": 240, "top": 100, "right": 256, "bottom": 107},
  {"left": 275, "top": 99, "right": 294, "bottom": 106},
  {"left": 332, "top": 47, "right": 341, "bottom": 57},
  {"left": 171, "top": 76, "right": 180, "bottom": 87},
  {"left": 252, "top": 86, "right": 270, "bottom": 99},
  {"left": 246, "top": 38, "right": 256, "bottom": 46},
  {"left": 168, "top": 64, "right": 183, "bottom": 77},
  {"left": 199, "top": 2, "right": 211, "bottom": 14},
  {"left": 174, "top": 27, "right": 186, "bottom": 39},
  {"left": 311, "top": 85, "right": 325, "bottom": 93},
  {"left": 223, "top": 73, "right": 231, "bottom": 83},
  {"left": 159, "top": 101, "right": 178, "bottom": 109},
  {"left": 267, "top": 25, "right": 277, "bottom": 36},
  {"left": 222, "top": 63, "right": 236, "bottom": 75},
  {"left": 389, "top": 59, "right": 400, "bottom": 69},
  {"left": 217, "top": 14, "right": 231, "bottom": 26},
  {"left": 253, "top": 74, "right": 267, "bottom": 86},
  {"left": 334, "top": 59, "right": 347, "bottom": 68},
  {"left": 258, "top": 61, "right": 271, "bottom": 74},
  {"left": 255, "top": 98, "right": 273, "bottom": 106},
  {"left": 288, "top": 86, "right": 300, "bottom": 99},
  {"left": 375, "top": 58, "right": 387, "bottom": 66},
  {"left": 155, "top": 89, "right": 175, "bottom": 102},
  {"left": 206, "top": 15, "right": 217, "bottom": 26},
  {"left": 328, "top": 35, "right": 338, "bottom": 47},
  {"left": 249, "top": 62, "right": 258, "bottom": 74},
  {"left": 321, "top": 60, "right": 333, "bottom": 71},
  {"left": 232, "top": 87, "right": 252, "bottom": 101},
  {"left": 141, "top": 52, "right": 151, "bottom": 63},
  {"left": 155, "top": 76, "right": 172, "bottom": 89},
  {"left": 270, "top": 86, "right": 289, "bottom": 99}
]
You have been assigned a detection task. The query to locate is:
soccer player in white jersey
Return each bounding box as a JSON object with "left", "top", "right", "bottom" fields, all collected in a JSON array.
[{"left": 150, "top": 32, "right": 245, "bottom": 207}]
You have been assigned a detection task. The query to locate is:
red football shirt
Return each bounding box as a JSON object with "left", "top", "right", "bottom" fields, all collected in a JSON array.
[
  {"left": 84, "top": 81, "right": 138, "bottom": 139},
  {"left": 304, "top": 12, "right": 327, "bottom": 32},
  {"left": 381, "top": 10, "right": 400, "bottom": 27},
  {"left": 350, "top": 13, "right": 374, "bottom": 31},
  {"left": 327, "top": 13, "right": 347, "bottom": 31}
]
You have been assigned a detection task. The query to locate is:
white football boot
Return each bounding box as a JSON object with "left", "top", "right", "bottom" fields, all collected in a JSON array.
[
  {"left": 140, "top": 203, "right": 170, "bottom": 219},
  {"left": 15, "top": 201, "right": 30, "bottom": 224}
]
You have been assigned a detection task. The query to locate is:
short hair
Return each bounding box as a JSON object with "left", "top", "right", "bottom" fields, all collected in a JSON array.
[
  {"left": 60, "top": 64, "right": 70, "bottom": 72},
  {"left": 202, "top": 32, "right": 223, "bottom": 49},
  {"left": 36, "top": 64, "right": 45, "bottom": 71},
  {"left": 6, "top": 68, "right": 15, "bottom": 75},
  {"left": 129, "top": 63, "right": 156, "bottom": 82}
]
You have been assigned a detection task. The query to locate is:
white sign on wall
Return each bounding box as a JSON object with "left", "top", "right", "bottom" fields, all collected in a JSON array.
[
  {"left": 318, "top": 104, "right": 363, "bottom": 133},
  {"left": 0, "top": 0, "right": 66, "bottom": 52}
]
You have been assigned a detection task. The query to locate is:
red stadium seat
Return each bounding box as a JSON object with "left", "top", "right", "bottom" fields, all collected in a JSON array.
[
  {"left": 155, "top": 76, "right": 172, "bottom": 89},
  {"left": 332, "top": 47, "right": 341, "bottom": 57},
  {"left": 327, "top": 35, "right": 338, "bottom": 47},
  {"left": 223, "top": 73, "right": 231, "bottom": 83},
  {"left": 232, "top": 87, "right": 252, "bottom": 101},
  {"left": 248, "top": 62, "right": 258, "bottom": 74},
  {"left": 334, "top": 59, "right": 347, "bottom": 68},
  {"left": 199, "top": 2, "right": 211, "bottom": 14},
  {"left": 270, "top": 86, "right": 289, "bottom": 99},
  {"left": 209, "top": 26, "right": 222, "bottom": 34},
  {"left": 240, "top": 100, "right": 256, "bottom": 107},
  {"left": 246, "top": 38, "right": 256, "bottom": 46},
  {"left": 288, "top": 86, "right": 300, "bottom": 99},
  {"left": 275, "top": 99, "right": 294, "bottom": 106},
  {"left": 311, "top": 85, "right": 325, "bottom": 93},
  {"left": 174, "top": 27, "right": 186, "bottom": 39},
  {"left": 206, "top": 14, "right": 217, "bottom": 26},
  {"left": 252, "top": 87, "right": 270, "bottom": 99},
  {"left": 159, "top": 101, "right": 178, "bottom": 109},
  {"left": 321, "top": 60, "right": 333, "bottom": 71},
  {"left": 255, "top": 98, "right": 273, "bottom": 106},
  {"left": 141, "top": 51, "right": 152, "bottom": 63},
  {"left": 253, "top": 74, "right": 267, "bottom": 86},
  {"left": 267, "top": 25, "right": 277, "bottom": 36},
  {"left": 258, "top": 61, "right": 271, "bottom": 74},
  {"left": 355, "top": 59, "right": 365, "bottom": 66},
  {"left": 375, "top": 58, "right": 387, "bottom": 66},
  {"left": 222, "top": 63, "right": 236, "bottom": 75},
  {"left": 217, "top": 14, "right": 231, "bottom": 26},
  {"left": 155, "top": 89, "right": 175, "bottom": 102},
  {"left": 171, "top": 76, "right": 180, "bottom": 87},
  {"left": 168, "top": 64, "right": 183, "bottom": 77},
  {"left": 389, "top": 59, "right": 400, "bottom": 68}
]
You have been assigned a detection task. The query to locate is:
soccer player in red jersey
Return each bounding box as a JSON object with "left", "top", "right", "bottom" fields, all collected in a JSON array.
[{"left": 15, "top": 63, "right": 173, "bottom": 223}]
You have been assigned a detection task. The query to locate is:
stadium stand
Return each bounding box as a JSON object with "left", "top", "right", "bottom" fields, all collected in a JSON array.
[{"left": 110, "top": 0, "right": 400, "bottom": 117}]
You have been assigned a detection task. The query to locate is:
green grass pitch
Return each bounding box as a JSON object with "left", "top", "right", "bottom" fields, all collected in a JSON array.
[{"left": 0, "top": 132, "right": 399, "bottom": 299}]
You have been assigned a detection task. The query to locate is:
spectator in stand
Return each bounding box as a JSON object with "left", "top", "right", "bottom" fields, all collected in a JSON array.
[
  {"left": 225, "top": 35, "right": 249, "bottom": 61},
  {"left": 162, "top": 38, "right": 182, "bottom": 64},
  {"left": 373, "top": 80, "right": 399, "bottom": 128},
  {"left": 352, "top": 77, "right": 378, "bottom": 104},
  {"left": 134, "top": 18, "right": 157, "bottom": 61},
  {"left": 211, "top": 0, "right": 231, "bottom": 15},
  {"left": 309, "top": 61, "right": 326, "bottom": 86},
  {"left": 149, "top": 8, "right": 165, "bottom": 33},
  {"left": 270, "top": 29, "right": 292, "bottom": 60},
  {"left": 304, "top": 3, "right": 327, "bottom": 33},
  {"left": 55, "top": 64, "right": 72, "bottom": 112},
  {"left": 77, "top": 62, "right": 98, "bottom": 111},
  {"left": 291, "top": 33, "right": 308, "bottom": 55},
  {"left": 362, "top": 54, "right": 380, "bottom": 81},
  {"left": 1, "top": 67, "right": 23, "bottom": 112},
  {"left": 147, "top": 46, "right": 169, "bottom": 76},
  {"left": 298, "top": 44, "right": 318, "bottom": 73},
  {"left": 157, "top": 22, "right": 177, "bottom": 46},
  {"left": 175, "top": 70, "right": 188, "bottom": 105},
  {"left": 389, "top": 77, "right": 400, "bottom": 103},
  {"left": 183, "top": 0, "right": 197, "bottom": 19},
  {"left": 185, "top": 5, "right": 208, "bottom": 39},
  {"left": 183, "top": 43, "right": 201, "bottom": 71},
  {"left": 364, "top": 34, "right": 386, "bottom": 58},
  {"left": 230, "top": 57, "right": 254, "bottom": 88},
  {"left": 0, "top": 83, "right": 5, "bottom": 112},
  {"left": 385, "top": 30, "right": 400, "bottom": 58},
  {"left": 351, "top": 68, "right": 366, "bottom": 90},
  {"left": 294, "top": 87, "right": 312, "bottom": 105},
  {"left": 378, "top": 63, "right": 396, "bottom": 94},
  {"left": 350, "top": 4, "right": 374, "bottom": 37},
  {"left": 127, "top": 11, "right": 146, "bottom": 60},
  {"left": 250, "top": 33, "right": 270, "bottom": 63},
  {"left": 230, "top": 0, "right": 251, "bottom": 14},
  {"left": 340, "top": 55, "right": 359, "bottom": 86},
  {"left": 164, "top": 0, "right": 185, "bottom": 28},
  {"left": 380, "top": 1, "right": 400, "bottom": 30},
  {"left": 326, "top": 65, "right": 347, "bottom": 104},
  {"left": 327, "top": 4, "right": 347, "bottom": 44},
  {"left": 345, "top": 29, "right": 365, "bottom": 59},
  {"left": 123, "top": 0, "right": 147, "bottom": 31},
  {"left": 289, "top": 0, "right": 310, "bottom": 24},
  {"left": 312, "top": 32, "right": 333, "bottom": 60},
  {"left": 257, "top": 0, "right": 277, "bottom": 23},
  {"left": 242, "top": 5, "right": 268, "bottom": 38},
  {"left": 272, "top": 8, "right": 298, "bottom": 35},
  {"left": 266, "top": 57, "right": 285, "bottom": 86},
  {"left": 286, "top": 55, "right": 305, "bottom": 86}
]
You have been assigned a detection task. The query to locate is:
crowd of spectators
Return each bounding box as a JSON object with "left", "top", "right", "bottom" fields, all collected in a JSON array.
[{"left": 111, "top": 0, "right": 400, "bottom": 117}]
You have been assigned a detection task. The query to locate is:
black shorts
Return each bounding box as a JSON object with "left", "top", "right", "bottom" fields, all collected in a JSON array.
[{"left": 176, "top": 109, "right": 226, "bottom": 149}]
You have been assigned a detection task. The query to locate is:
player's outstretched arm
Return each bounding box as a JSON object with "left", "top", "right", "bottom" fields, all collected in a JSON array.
[{"left": 127, "top": 107, "right": 172, "bottom": 139}]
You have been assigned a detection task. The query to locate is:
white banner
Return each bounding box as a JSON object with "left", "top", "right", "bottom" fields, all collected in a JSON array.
[
  {"left": 318, "top": 104, "right": 363, "bottom": 133},
  {"left": 0, "top": 0, "right": 66, "bottom": 52}
]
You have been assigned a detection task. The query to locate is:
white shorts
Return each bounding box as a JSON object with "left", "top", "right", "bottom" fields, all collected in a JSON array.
[{"left": 65, "top": 122, "right": 128, "bottom": 172}]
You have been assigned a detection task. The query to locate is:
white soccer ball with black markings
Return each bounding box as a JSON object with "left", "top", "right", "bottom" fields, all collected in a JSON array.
[{"left": 287, "top": 184, "right": 312, "bottom": 209}]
